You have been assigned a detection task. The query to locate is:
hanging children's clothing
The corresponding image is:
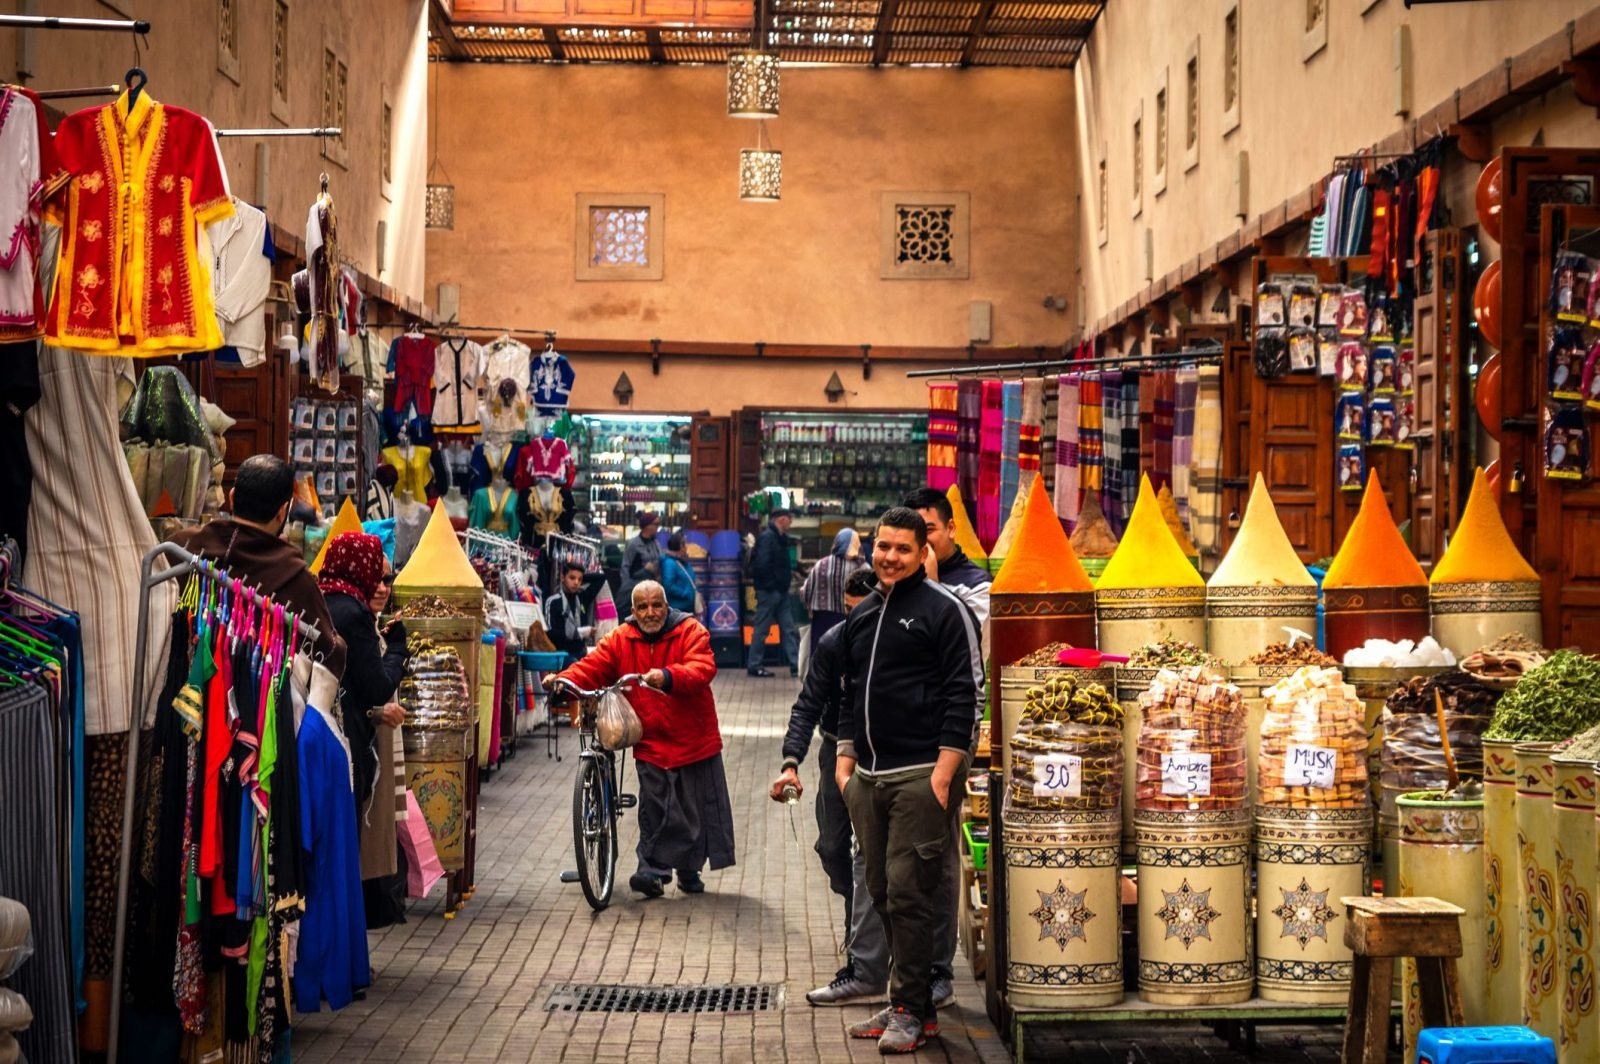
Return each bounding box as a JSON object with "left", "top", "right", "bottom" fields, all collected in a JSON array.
[
  {"left": 513, "top": 434, "right": 572, "bottom": 489},
  {"left": 469, "top": 485, "right": 520, "bottom": 538},
  {"left": 205, "top": 199, "right": 272, "bottom": 366},
  {"left": 531, "top": 346, "right": 574, "bottom": 414},
  {"left": 432, "top": 337, "right": 484, "bottom": 429},
  {"left": 380, "top": 444, "right": 432, "bottom": 500},
  {"left": 388, "top": 334, "right": 436, "bottom": 420},
  {"left": 0, "top": 86, "right": 64, "bottom": 343},
  {"left": 470, "top": 439, "right": 520, "bottom": 493},
  {"left": 523, "top": 481, "right": 564, "bottom": 538},
  {"left": 480, "top": 337, "right": 530, "bottom": 436},
  {"left": 46, "top": 91, "right": 235, "bottom": 355}
]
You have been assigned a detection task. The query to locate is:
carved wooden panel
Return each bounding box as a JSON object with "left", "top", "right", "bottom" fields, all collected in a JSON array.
[
  {"left": 1250, "top": 369, "right": 1328, "bottom": 561},
  {"left": 1408, "top": 228, "right": 1463, "bottom": 569},
  {"left": 690, "top": 415, "right": 731, "bottom": 531}
]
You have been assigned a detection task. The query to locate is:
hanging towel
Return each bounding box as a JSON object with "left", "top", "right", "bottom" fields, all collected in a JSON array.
[
  {"left": 925, "top": 382, "right": 959, "bottom": 491},
  {"left": 1077, "top": 372, "right": 1104, "bottom": 503},
  {"left": 1153, "top": 370, "right": 1176, "bottom": 491},
  {"left": 1019, "top": 378, "right": 1044, "bottom": 495},
  {"left": 1100, "top": 371, "right": 1125, "bottom": 536},
  {"left": 956, "top": 380, "right": 981, "bottom": 511},
  {"left": 977, "top": 380, "right": 1005, "bottom": 548},
  {"left": 999, "top": 381, "right": 1023, "bottom": 525},
  {"left": 1054, "top": 374, "right": 1081, "bottom": 530},
  {"left": 1172, "top": 367, "right": 1200, "bottom": 525},
  {"left": 1190, "top": 364, "right": 1225, "bottom": 563}
]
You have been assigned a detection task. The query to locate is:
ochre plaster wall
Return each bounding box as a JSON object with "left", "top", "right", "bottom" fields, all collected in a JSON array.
[
  {"left": 427, "top": 64, "right": 1079, "bottom": 353},
  {"left": 3, "top": 0, "right": 430, "bottom": 302},
  {"left": 1074, "top": 0, "right": 1595, "bottom": 328}
]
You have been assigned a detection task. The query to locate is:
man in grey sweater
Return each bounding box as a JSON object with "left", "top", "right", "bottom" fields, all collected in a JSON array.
[{"left": 619, "top": 512, "right": 662, "bottom": 613}]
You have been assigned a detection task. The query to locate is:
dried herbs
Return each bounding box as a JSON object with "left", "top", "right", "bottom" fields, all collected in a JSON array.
[
  {"left": 1127, "top": 636, "right": 1215, "bottom": 669},
  {"left": 1244, "top": 641, "right": 1339, "bottom": 668},
  {"left": 1484, "top": 650, "right": 1600, "bottom": 741},
  {"left": 1381, "top": 669, "right": 1497, "bottom": 811},
  {"left": 392, "top": 594, "right": 469, "bottom": 619},
  {"left": 1011, "top": 642, "right": 1077, "bottom": 668}
]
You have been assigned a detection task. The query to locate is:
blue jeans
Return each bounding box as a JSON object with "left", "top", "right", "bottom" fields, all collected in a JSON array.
[{"left": 746, "top": 588, "right": 799, "bottom": 671}]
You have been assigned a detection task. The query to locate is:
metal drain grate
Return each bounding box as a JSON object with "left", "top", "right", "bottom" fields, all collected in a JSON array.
[{"left": 545, "top": 982, "right": 784, "bottom": 1015}]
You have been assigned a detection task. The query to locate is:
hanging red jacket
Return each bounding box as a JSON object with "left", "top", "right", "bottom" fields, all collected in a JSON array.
[{"left": 555, "top": 611, "right": 721, "bottom": 770}]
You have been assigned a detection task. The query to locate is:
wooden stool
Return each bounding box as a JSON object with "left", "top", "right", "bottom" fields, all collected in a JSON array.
[{"left": 1339, "top": 896, "right": 1466, "bottom": 1064}]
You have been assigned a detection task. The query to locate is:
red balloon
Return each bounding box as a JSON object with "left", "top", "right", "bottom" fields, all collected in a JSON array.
[
  {"left": 1476, "top": 351, "right": 1503, "bottom": 440},
  {"left": 1476, "top": 157, "right": 1504, "bottom": 244},
  {"left": 1474, "top": 260, "right": 1502, "bottom": 350}
]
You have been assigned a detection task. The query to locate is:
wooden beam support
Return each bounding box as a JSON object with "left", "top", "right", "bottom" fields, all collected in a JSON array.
[
  {"left": 646, "top": 27, "right": 666, "bottom": 64},
  {"left": 429, "top": 0, "right": 466, "bottom": 60},
  {"left": 960, "top": 0, "right": 998, "bottom": 68},
  {"left": 1562, "top": 58, "right": 1600, "bottom": 110},
  {"left": 1510, "top": 22, "right": 1573, "bottom": 96},
  {"left": 871, "top": 0, "right": 898, "bottom": 67},
  {"left": 1449, "top": 122, "right": 1494, "bottom": 163}
]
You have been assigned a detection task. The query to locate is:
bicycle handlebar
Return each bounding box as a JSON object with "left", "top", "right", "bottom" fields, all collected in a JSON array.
[{"left": 548, "top": 672, "right": 646, "bottom": 699}]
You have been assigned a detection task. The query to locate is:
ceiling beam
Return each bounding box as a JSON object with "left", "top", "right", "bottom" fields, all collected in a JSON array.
[
  {"left": 429, "top": 0, "right": 466, "bottom": 60},
  {"left": 960, "top": 0, "right": 997, "bottom": 67},
  {"left": 646, "top": 27, "right": 666, "bottom": 63},
  {"left": 871, "top": 0, "right": 898, "bottom": 66}
]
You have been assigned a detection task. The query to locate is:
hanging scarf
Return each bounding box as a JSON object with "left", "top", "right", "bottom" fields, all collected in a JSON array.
[
  {"left": 1078, "top": 372, "right": 1105, "bottom": 499},
  {"left": 956, "top": 380, "right": 982, "bottom": 511},
  {"left": 999, "top": 380, "right": 1023, "bottom": 525},
  {"left": 1054, "top": 374, "right": 1082, "bottom": 529},
  {"left": 1100, "top": 371, "right": 1125, "bottom": 535},
  {"left": 318, "top": 531, "right": 386, "bottom": 603},
  {"left": 1172, "top": 367, "right": 1200, "bottom": 525},
  {"left": 977, "top": 380, "right": 1005, "bottom": 548},
  {"left": 1153, "top": 370, "right": 1176, "bottom": 490},
  {"left": 1019, "top": 379, "right": 1044, "bottom": 495},
  {"left": 1190, "top": 365, "right": 1225, "bottom": 561},
  {"left": 925, "top": 382, "right": 959, "bottom": 491},
  {"left": 1120, "top": 373, "right": 1142, "bottom": 531}
]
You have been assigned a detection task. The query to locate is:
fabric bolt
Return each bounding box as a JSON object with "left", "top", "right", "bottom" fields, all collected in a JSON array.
[
  {"left": 955, "top": 380, "right": 981, "bottom": 513},
  {"left": 205, "top": 200, "right": 272, "bottom": 366},
  {"left": 1053, "top": 373, "right": 1081, "bottom": 529},
  {"left": 999, "top": 381, "right": 1023, "bottom": 526},
  {"left": 977, "top": 380, "right": 1004, "bottom": 548},
  {"left": 1100, "top": 371, "right": 1125, "bottom": 535},
  {"left": 46, "top": 91, "right": 234, "bottom": 355},
  {"left": 1077, "top": 372, "right": 1104, "bottom": 500},
  {"left": 430, "top": 338, "right": 484, "bottom": 429},
  {"left": 1172, "top": 367, "right": 1199, "bottom": 526},
  {"left": 1190, "top": 364, "right": 1225, "bottom": 561},
  {"left": 387, "top": 335, "right": 436, "bottom": 419},
  {"left": 925, "top": 382, "right": 958, "bottom": 491},
  {"left": 1018, "top": 378, "right": 1044, "bottom": 493},
  {"left": 0, "top": 684, "right": 74, "bottom": 1064},
  {"left": 1153, "top": 370, "right": 1175, "bottom": 490}
]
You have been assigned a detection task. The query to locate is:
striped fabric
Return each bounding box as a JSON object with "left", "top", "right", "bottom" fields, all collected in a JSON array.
[
  {"left": 1190, "top": 364, "right": 1226, "bottom": 562},
  {"left": 1153, "top": 370, "right": 1176, "bottom": 491},
  {"left": 925, "top": 382, "right": 959, "bottom": 490},
  {"left": 1172, "top": 367, "right": 1200, "bottom": 525},
  {"left": 956, "top": 379, "right": 981, "bottom": 511},
  {"left": 1077, "top": 372, "right": 1105, "bottom": 499},
  {"left": 977, "top": 380, "right": 1005, "bottom": 548},
  {"left": 1053, "top": 374, "right": 1081, "bottom": 529},
  {"left": 1118, "top": 373, "right": 1142, "bottom": 532},
  {"left": 1019, "top": 378, "right": 1044, "bottom": 493},
  {"left": 1100, "top": 371, "right": 1125, "bottom": 535},
  {"left": 999, "top": 381, "right": 1023, "bottom": 525}
]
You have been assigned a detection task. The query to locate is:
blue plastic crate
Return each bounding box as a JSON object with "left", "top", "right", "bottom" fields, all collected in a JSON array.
[
  {"left": 1415, "top": 1026, "right": 1554, "bottom": 1064},
  {"left": 519, "top": 651, "right": 569, "bottom": 672}
]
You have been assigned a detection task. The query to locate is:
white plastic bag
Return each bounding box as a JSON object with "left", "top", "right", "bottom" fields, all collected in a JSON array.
[{"left": 596, "top": 689, "right": 644, "bottom": 751}]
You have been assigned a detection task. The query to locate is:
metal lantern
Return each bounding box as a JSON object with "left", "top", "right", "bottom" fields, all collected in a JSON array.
[
  {"left": 739, "top": 148, "right": 782, "bottom": 202},
  {"left": 425, "top": 182, "right": 455, "bottom": 230},
  {"left": 726, "top": 50, "right": 780, "bottom": 118}
]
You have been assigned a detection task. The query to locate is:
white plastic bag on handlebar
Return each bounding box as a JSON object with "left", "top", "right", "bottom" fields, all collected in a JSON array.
[{"left": 596, "top": 688, "right": 644, "bottom": 751}]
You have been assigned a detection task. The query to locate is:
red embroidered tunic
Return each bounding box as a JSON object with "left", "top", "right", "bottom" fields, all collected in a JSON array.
[{"left": 45, "top": 92, "right": 234, "bottom": 355}]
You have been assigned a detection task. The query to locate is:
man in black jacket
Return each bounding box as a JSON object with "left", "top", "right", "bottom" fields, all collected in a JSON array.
[
  {"left": 835, "top": 507, "right": 983, "bottom": 1054},
  {"left": 770, "top": 569, "right": 886, "bottom": 1007},
  {"left": 746, "top": 509, "right": 799, "bottom": 677}
]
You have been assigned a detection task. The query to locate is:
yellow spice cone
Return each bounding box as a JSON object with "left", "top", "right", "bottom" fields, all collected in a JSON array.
[
  {"left": 310, "top": 498, "right": 366, "bottom": 575},
  {"left": 946, "top": 484, "right": 987, "bottom": 563},
  {"left": 993, "top": 476, "right": 1093, "bottom": 593},
  {"left": 1430, "top": 467, "right": 1539, "bottom": 584},
  {"left": 1323, "top": 472, "right": 1426, "bottom": 589},
  {"left": 1156, "top": 484, "right": 1199, "bottom": 557},
  {"left": 1209, "top": 474, "right": 1316, "bottom": 587},
  {"left": 395, "top": 501, "right": 482, "bottom": 587},
  {"left": 1097, "top": 474, "right": 1205, "bottom": 589}
]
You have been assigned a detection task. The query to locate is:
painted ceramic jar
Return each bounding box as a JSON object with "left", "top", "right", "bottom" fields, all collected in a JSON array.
[
  {"left": 1254, "top": 805, "right": 1372, "bottom": 1004},
  {"left": 1322, "top": 585, "right": 1430, "bottom": 662},
  {"left": 1134, "top": 808, "right": 1253, "bottom": 1005},
  {"left": 1205, "top": 586, "right": 1318, "bottom": 669},
  {"left": 1554, "top": 752, "right": 1598, "bottom": 1064},
  {"left": 1483, "top": 738, "right": 1522, "bottom": 1026},
  {"left": 1516, "top": 741, "right": 1560, "bottom": 1040},
  {"left": 1094, "top": 587, "right": 1207, "bottom": 660}
]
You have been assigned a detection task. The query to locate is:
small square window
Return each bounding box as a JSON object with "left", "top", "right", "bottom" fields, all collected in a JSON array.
[
  {"left": 1153, "top": 71, "right": 1169, "bottom": 197},
  {"left": 1304, "top": 0, "right": 1328, "bottom": 61},
  {"left": 1185, "top": 42, "right": 1200, "bottom": 166},
  {"left": 576, "top": 193, "right": 665, "bottom": 282},
  {"left": 1131, "top": 102, "right": 1143, "bottom": 218},
  {"left": 880, "top": 193, "right": 970, "bottom": 280},
  {"left": 217, "top": 0, "right": 239, "bottom": 84},
  {"left": 1222, "top": 4, "right": 1241, "bottom": 135},
  {"left": 320, "top": 50, "right": 349, "bottom": 170}
]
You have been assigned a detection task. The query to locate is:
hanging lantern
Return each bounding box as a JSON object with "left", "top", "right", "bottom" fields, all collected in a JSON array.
[
  {"left": 425, "top": 181, "right": 455, "bottom": 230},
  {"left": 726, "top": 50, "right": 780, "bottom": 118},
  {"left": 739, "top": 148, "right": 782, "bottom": 202}
]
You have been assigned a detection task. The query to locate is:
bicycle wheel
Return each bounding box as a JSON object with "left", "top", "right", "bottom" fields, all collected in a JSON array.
[{"left": 572, "top": 754, "right": 617, "bottom": 910}]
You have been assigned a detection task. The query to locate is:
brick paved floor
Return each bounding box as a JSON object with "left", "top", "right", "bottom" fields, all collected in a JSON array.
[{"left": 292, "top": 673, "right": 1350, "bottom": 1063}]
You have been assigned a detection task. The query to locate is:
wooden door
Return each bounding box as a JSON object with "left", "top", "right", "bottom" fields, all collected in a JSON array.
[
  {"left": 1535, "top": 206, "right": 1600, "bottom": 652},
  {"left": 735, "top": 407, "right": 763, "bottom": 532},
  {"left": 689, "top": 415, "right": 732, "bottom": 531},
  {"left": 1249, "top": 368, "right": 1332, "bottom": 562},
  {"left": 1409, "top": 228, "right": 1464, "bottom": 567}
]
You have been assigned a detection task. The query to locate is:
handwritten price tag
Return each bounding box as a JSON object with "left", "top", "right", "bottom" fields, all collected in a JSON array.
[
  {"left": 1285, "top": 744, "right": 1337, "bottom": 788},
  {"left": 1161, "top": 752, "right": 1212, "bottom": 797},
  {"left": 1032, "top": 754, "right": 1083, "bottom": 798}
]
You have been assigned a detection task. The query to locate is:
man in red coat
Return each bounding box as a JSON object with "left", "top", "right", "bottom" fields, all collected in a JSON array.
[{"left": 553, "top": 580, "right": 735, "bottom": 898}]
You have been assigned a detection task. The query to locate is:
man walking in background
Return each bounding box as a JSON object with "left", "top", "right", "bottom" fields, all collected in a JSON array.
[
  {"left": 835, "top": 507, "right": 983, "bottom": 1054},
  {"left": 620, "top": 512, "right": 663, "bottom": 611},
  {"left": 747, "top": 509, "right": 798, "bottom": 677}
]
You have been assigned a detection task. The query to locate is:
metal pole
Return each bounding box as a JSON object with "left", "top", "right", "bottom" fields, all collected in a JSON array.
[
  {"left": 214, "top": 127, "right": 342, "bottom": 138},
  {"left": 904, "top": 345, "right": 1225, "bottom": 379},
  {"left": 0, "top": 13, "right": 151, "bottom": 31},
  {"left": 33, "top": 84, "right": 120, "bottom": 100}
]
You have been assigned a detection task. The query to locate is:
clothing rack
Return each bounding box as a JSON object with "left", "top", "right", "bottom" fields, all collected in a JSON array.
[
  {"left": 462, "top": 527, "right": 536, "bottom": 566},
  {"left": 215, "top": 127, "right": 343, "bottom": 138},
  {"left": 906, "top": 344, "right": 1226, "bottom": 379},
  {"left": 0, "top": 13, "right": 152, "bottom": 31},
  {"left": 32, "top": 84, "right": 119, "bottom": 100},
  {"left": 108, "top": 542, "right": 323, "bottom": 1064}
]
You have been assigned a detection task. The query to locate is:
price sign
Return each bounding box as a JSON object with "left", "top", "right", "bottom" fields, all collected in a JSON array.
[
  {"left": 1032, "top": 754, "right": 1083, "bottom": 798},
  {"left": 1285, "top": 744, "right": 1337, "bottom": 788},
  {"left": 1161, "top": 752, "right": 1213, "bottom": 797}
]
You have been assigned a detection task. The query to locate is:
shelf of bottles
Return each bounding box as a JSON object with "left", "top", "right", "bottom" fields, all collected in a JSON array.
[
  {"left": 758, "top": 412, "right": 928, "bottom": 520},
  {"left": 581, "top": 414, "right": 693, "bottom": 534}
]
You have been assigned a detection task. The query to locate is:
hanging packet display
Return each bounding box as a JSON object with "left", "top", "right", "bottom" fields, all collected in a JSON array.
[
  {"left": 1339, "top": 289, "right": 1369, "bottom": 337},
  {"left": 1550, "top": 252, "right": 1593, "bottom": 323},
  {"left": 1288, "top": 285, "right": 1318, "bottom": 329},
  {"left": 1368, "top": 396, "right": 1397, "bottom": 447},
  {"left": 1545, "top": 405, "right": 1589, "bottom": 481},
  {"left": 1548, "top": 325, "right": 1587, "bottom": 402},
  {"left": 1397, "top": 345, "right": 1415, "bottom": 396},
  {"left": 1336, "top": 392, "right": 1366, "bottom": 442},
  {"left": 1584, "top": 339, "right": 1600, "bottom": 411},
  {"left": 1368, "top": 294, "right": 1397, "bottom": 342},
  {"left": 1338, "top": 444, "right": 1365, "bottom": 492},
  {"left": 1318, "top": 330, "right": 1340, "bottom": 377},
  {"left": 1394, "top": 398, "right": 1416, "bottom": 451},
  {"left": 1254, "top": 326, "right": 1289, "bottom": 378},
  {"left": 1318, "top": 286, "right": 1345, "bottom": 329},
  {"left": 1288, "top": 328, "right": 1317, "bottom": 373},
  {"left": 1336, "top": 342, "right": 1369, "bottom": 391},
  {"left": 1370, "top": 346, "right": 1398, "bottom": 394},
  {"left": 1257, "top": 283, "right": 1287, "bottom": 327}
]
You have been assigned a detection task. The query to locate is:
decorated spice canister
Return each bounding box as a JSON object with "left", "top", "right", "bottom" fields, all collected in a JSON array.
[
  {"left": 1516, "top": 741, "right": 1561, "bottom": 1040},
  {"left": 1206, "top": 475, "right": 1318, "bottom": 665},
  {"left": 1000, "top": 665, "right": 1117, "bottom": 780},
  {"left": 1134, "top": 808, "right": 1253, "bottom": 1005},
  {"left": 1484, "top": 738, "right": 1522, "bottom": 1025},
  {"left": 1094, "top": 475, "right": 1208, "bottom": 659},
  {"left": 1255, "top": 806, "right": 1371, "bottom": 1004},
  {"left": 1320, "top": 473, "right": 1432, "bottom": 661},
  {"left": 1004, "top": 807, "right": 1124, "bottom": 1008},
  {"left": 1553, "top": 746, "right": 1599, "bottom": 1064},
  {"left": 1397, "top": 793, "right": 1486, "bottom": 1061},
  {"left": 400, "top": 640, "right": 476, "bottom": 871},
  {"left": 1428, "top": 467, "right": 1544, "bottom": 659},
  {"left": 1114, "top": 665, "right": 1160, "bottom": 858}
]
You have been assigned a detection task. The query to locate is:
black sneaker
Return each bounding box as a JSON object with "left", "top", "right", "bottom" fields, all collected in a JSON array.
[
  {"left": 747, "top": 667, "right": 774, "bottom": 677},
  {"left": 628, "top": 873, "right": 665, "bottom": 898},
  {"left": 677, "top": 871, "right": 705, "bottom": 893}
]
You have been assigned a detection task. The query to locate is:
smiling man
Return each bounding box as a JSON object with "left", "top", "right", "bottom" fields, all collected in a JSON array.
[{"left": 832, "top": 507, "right": 983, "bottom": 1054}]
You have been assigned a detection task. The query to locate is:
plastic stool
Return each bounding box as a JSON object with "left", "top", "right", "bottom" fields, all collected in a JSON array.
[{"left": 1415, "top": 1026, "right": 1556, "bottom": 1064}]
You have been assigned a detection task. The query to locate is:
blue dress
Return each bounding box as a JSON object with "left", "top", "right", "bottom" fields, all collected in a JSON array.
[{"left": 292, "top": 706, "right": 372, "bottom": 1012}]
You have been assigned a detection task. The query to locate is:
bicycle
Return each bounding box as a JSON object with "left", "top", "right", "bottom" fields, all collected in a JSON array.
[{"left": 548, "top": 673, "right": 643, "bottom": 911}]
